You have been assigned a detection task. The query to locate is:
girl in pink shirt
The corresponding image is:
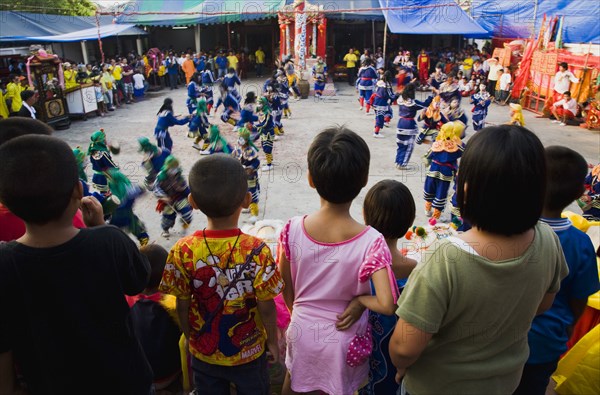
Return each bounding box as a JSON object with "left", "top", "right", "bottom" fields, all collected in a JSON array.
[{"left": 278, "top": 127, "right": 398, "bottom": 395}]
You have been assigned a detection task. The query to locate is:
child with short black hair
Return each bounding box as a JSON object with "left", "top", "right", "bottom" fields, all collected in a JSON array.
[
  {"left": 514, "top": 146, "right": 599, "bottom": 395},
  {"left": 390, "top": 125, "right": 569, "bottom": 394},
  {"left": 128, "top": 244, "right": 183, "bottom": 392},
  {"left": 360, "top": 179, "right": 418, "bottom": 394},
  {"left": 279, "top": 126, "right": 397, "bottom": 395},
  {"left": 160, "top": 154, "right": 283, "bottom": 394},
  {"left": 0, "top": 135, "right": 152, "bottom": 394}
]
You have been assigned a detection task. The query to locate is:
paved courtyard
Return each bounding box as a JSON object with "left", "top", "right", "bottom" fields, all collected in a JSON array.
[{"left": 55, "top": 79, "right": 600, "bottom": 249}]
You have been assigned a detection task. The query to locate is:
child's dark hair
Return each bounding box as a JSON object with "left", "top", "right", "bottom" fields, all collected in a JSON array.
[
  {"left": 189, "top": 154, "right": 247, "bottom": 218},
  {"left": 140, "top": 244, "right": 168, "bottom": 289},
  {"left": 20, "top": 90, "right": 36, "bottom": 102},
  {"left": 157, "top": 98, "right": 173, "bottom": 115},
  {"left": 544, "top": 146, "right": 588, "bottom": 212},
  {"left": 364, "top": 180, "right": 415, "bottom": 239},
  {"left": 0, "top": 135, "right": 78, "bottom": 224},
  {"left": 0, "top": 118, "right": 53, "bottom": 146},
  {"left": 401, "top": 84, "right": 416, "bottom": 100},
  {"left": 307, "top": 126, "right": 369, "bottom": 204},
  {"left": 457, "top": 125, "right": 546, "bottom": 236}
]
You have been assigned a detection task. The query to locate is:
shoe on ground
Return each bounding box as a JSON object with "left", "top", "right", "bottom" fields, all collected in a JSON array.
[
  {"left": 560, "top": 122, "right": 567, "bottom": 126},
  {"left": 161, "top": 230, "right": 170, "bottom": 238},
  {"left": 425, "top": 209, "right": 433, "bottom": 218},
  {"left": 241, "top": 208, "right": 250, "bottom": 214},
  {"left": 551, "top": 120, "right": 560, "bottom": 124},
  {"left": 200, "top": 150, "right": 211, "bottom": 155},
  {"left": 262, "top": 164, "right": 273, "bottom": 172},
  {"left": 384, "top": 123, "right": 390, "bottom": 128},
  {"left": 359, "top": 106, "right": 364, "bottom": 110},
  {"left": 373, "top": 133, "right": 385, "bottom": 138},
  {"left": 248, "top": 216, "right": 258, "bottom": 224},
  {"left": 192, "top": 143, "right": 202, "bottom": 150},
  {"left": 274, "top": 135, "right": 281, "bottom": 141},
  {"left": 396, "top": 163, "right": 408, "bottom": 170}
]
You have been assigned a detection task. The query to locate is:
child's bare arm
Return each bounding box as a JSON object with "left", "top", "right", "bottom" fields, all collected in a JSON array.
[
  {"left": 176, "top": 297, "right": 191, "bottom": 339},
  {"left": 357, "top": 269, "right": 395, "bottom": 315},
  {"left": 389, "top": 318, "right": 432, "bottom": 381},
  {"left": 257, "top": 299, "right": 279, "bottom": 363},
  {"left": 278, "top": 249, "right": 294, "bottom": 313}
]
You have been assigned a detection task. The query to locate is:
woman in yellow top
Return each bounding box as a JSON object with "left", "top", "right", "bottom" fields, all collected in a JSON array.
[
  {"left": 5, "top": 75, "right": 26, "bottom": 114},
  {"left": 63, "top": 63, "right": 78, "bottom": 90},
  {"left": 227, "top": 51, "right": 239, "bottom": 73},
  {"left": 0, "top": 89, "right": 10, "bottom": 118},
  {"left": 343, "top": 48, "right": 359, "bottom": 86}
]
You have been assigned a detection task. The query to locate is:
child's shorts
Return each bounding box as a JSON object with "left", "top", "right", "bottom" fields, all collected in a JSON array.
[{"left": 191, "top": 352, "right": 270, "bottom": 394}]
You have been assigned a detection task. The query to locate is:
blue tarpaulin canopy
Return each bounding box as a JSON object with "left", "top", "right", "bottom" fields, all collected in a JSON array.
[
  {"left": 26, "top": 24, "right": 146, "bottom": 43},
  {"left": 0, "top": 11, "right": 146, "bottom": 43},
  {"left": 379, "top": 0, "right": 487, "bottom": 35},
  {"left": 468, "top": 0, "right": 600, "bottom": 44}
]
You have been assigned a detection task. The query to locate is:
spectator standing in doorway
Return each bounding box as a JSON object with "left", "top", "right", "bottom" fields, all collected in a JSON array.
[
  {"left": 255, "top": 46, "right": 266, "bottom": 78},
  {"left": 344, "top": 48, "right": 359, "bottom": 86}
]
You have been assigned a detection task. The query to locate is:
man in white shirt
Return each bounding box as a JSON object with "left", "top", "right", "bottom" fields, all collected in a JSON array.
[
  {"left": 551, "top": 91, "right": 578, "bottom": 126},
  {"left": 486, "top": 57, "right": 502, "bottom": 97},
  {"left": 553, "top": 62, "right": 579, "bottom": 102},
  {"left": 497, "top": 67, "right": 512, "bottom": 103}
]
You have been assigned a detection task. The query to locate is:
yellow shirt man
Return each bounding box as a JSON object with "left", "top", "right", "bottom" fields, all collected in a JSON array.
[
  {"left": 0, "top": 90, "right": 10, "bottom": 118},
  {"left": 227, "top": 54, "right": 239, "bottom": 71},
  {"left": 63, "top": 68, "right": 78, "bottom": 90},
  {"left": 255, "top": 49, "right": 265, "bottom": 64},
  {"left": 463, "top": 57, "right": 474, "bottom": 71},
  {"left": 112, "top": 65, "right": 123, "bottom": 81},
  {"left": 5, "top": 80, "right": 25, "bottom": 112},
  {"left": 344, "top": 52, "right": 358, "bottom": 69}
]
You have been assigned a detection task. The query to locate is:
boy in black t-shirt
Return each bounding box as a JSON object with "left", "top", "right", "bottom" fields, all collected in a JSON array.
[{"left": 0, "top": 135, "right": 153, "bottom": 395}]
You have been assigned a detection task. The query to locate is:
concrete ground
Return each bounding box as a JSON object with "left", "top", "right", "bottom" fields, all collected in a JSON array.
[{"left": 56, "top": 78, "right": 600, "bottom": 249}]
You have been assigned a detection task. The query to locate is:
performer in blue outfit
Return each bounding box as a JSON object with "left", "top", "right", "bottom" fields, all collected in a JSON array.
[
  {"left": 443, "top": 98, "right": 469, "bottom": 138},
  {"left": 189, "top": 97, "right": 211, "bottom": 151},
  {"left": 266, "top": 82, "right": 284, "bottom": 136},
  {"left": 416, "top": 95, "right": 444, "bottom": 144},
  {"left": 236, "top": 91, "right": 259, "bottom": 131},
  {"left": 423, "top": 121, "right": 465, "bottom": 219},
  {"left": 312, "top": 57, "right": 328, "bottom": 98},
  {"left": 232, "top": 127, "right": 261, "bottom": 224},
  {"left": 154, "top": 155, "right": 193, "bottom": 238},
  {"left": 107, "top": 168, "right": 149, "bottom": 246},
  {"left": 87, "top": 129, "right": 118, "bottom": 194},
  {"left": 395, "top": 84, "right": 427, "bottom": 169},
  {"left": 154, "top": 98, "right": 191, "bottom": 151},
  {"left": 470, "top": 84, "right": 491, "bottom": 131},
  {"left": 255, "top": 96, "right": 275, "bottom": 171},
  {"left": 356, "top": 58, "right": 378, "bottom": 111},
  {"left": 277, "top": 73, "right": 292, "bottom": 118},
  {"left": 222, "top": 68, "right": 242, "bottom": 102},
  {"left": 215, "top": 83, "right": 241, "bottom": 126},
  {"left": 368, "top": 79, "right": 398, "bottom": 138},
  {"left": 200, "top": 68, "right": 215, "bottom": 114},
  {"left": 186, "top": 72, "right": 200, "bottom": 114},
  {"left": 138, "top": 137, "right": 170, "bottom": 191},
  {"left": 200, "top": 125, "right": 233, "bottom": 155}
]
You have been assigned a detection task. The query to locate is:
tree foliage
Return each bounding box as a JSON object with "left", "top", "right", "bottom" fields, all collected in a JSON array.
[{"left": 5, "top": 0, "right": 97, "bottom": 16}]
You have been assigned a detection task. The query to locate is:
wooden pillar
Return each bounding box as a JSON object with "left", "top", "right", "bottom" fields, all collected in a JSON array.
[{"left": 317, "top": 17, "right": 327, "bottom": 58}]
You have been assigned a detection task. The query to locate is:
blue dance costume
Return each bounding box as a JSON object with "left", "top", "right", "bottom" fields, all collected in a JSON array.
[
  {"left": 368, "top": 81, "right": 398, "bottom": 135},
  {"left": 396, "top": 97, "right": 427, "bottom": 167},
  {"left": 582, "top": 166, "right": 600, "bottom": 221},
  {"left": 233, "top": 136, "right": 261, "bottom": 218},
  {"left": 87, "top": 130, "right": 118, "bottom": 194},
  {"left": 186, "top": 80, "right": 200, "bottom": 114},
  {"left": 356, "top": 65, "right": 378, "bottom": 108},
  {"left": 423, "top": 122, "right": 465, "bottom": 219},
  {"left": 223, "top": 72, "right": 242, "bottom": 102},
  {"left": 154, "top": 110, "right": 190, "bottom": 151},
  {"left": 216, "top": 91, "right": 241, "bottom": 126},
  {"left": 470, "top": 90, "right": 491, "bottom": 131},
  {"left": 154, "top": 158, "right": 193, "bottom": 233}
]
